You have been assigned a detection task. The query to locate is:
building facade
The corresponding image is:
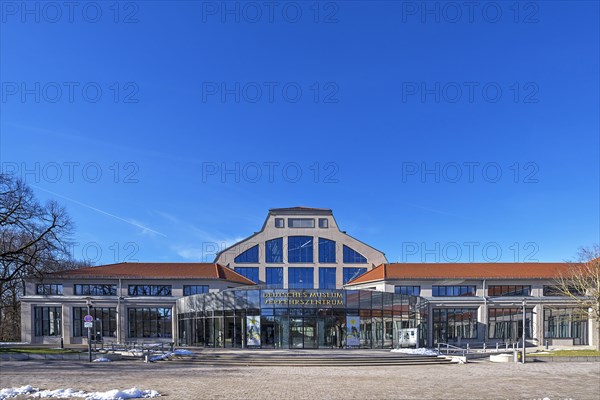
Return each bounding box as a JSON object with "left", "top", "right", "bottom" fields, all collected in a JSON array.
[{"left": 20, "top": 207, "right": 599, "bottom": 349}]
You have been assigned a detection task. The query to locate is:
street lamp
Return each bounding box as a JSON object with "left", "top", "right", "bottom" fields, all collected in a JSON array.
[{"left": 522, "top": 299, "right": 526, "bottom": 364}]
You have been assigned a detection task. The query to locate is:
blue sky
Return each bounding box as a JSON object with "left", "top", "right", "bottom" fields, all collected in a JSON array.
[{"left": 1, "top": 1, "right": 598, "bottom": 265}]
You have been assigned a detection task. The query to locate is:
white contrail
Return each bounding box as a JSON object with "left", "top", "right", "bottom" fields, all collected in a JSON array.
[{"left": 31, "top": 184, "right": 167, "bottom": 237}]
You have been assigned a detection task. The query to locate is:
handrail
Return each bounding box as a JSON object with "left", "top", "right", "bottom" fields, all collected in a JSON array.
[{"left": 437, "top": 341, "right": 519, "bottom": 355}]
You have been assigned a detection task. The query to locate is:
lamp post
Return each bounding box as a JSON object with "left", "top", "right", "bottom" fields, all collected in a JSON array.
[{"left": 522, "top": 299, "right": 526, "bottom": 364}]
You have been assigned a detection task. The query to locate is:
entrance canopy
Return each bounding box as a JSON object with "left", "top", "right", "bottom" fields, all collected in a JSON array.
[{"left": 177, "top": 288, "right": 428, "bottom": 349}]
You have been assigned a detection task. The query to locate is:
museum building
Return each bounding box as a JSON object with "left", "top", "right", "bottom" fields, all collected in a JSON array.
[{"left": 20, "top": 207, "right": 598, "bottom": 349}]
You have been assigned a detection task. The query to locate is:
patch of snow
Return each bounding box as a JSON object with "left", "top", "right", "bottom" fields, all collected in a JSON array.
[
  {"left": 149, "top": 353, "right": 172, "bottom": 362},
  {"left": 391, "top": 348, "right": 439, "bottom": 356},
  {"left": 173, "top": 349, "right": 193, "bottom": 356},
  {"left": 0, "top": 385, "right": 37, "bottom": 399},
  {"left": 92, "top": 357, "right": 111, "bottom": 363},
  {"left": 0, "top": 387, "right": 159, "bottom": 399},
  {"left": 0, "top": 342, "right": 28, "bottom": 346}
]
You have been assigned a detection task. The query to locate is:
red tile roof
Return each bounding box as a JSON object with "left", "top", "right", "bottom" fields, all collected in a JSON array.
[
  {"left": 50, "top": 262, "right": 256, "bottom": 285},
  {"left": 347, "top": 262, "right": 580, "bottom": 284}
]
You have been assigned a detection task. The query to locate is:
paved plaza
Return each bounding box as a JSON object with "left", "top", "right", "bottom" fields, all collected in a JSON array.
[{"left": 1, "top": 358, "right": 599, "bottom": 399}]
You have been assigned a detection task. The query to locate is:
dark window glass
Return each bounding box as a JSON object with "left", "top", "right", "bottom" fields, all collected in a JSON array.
[
  {"left": 432, "top": 308, "right": 478, "bottom": 343},
  {"left": 128, "top": 285, "right": 172, "bottom": 296},
  {"left": 34, "top": 306, "right": 61, "bottom": 336},
  {"left": 73, "top": 307, "right": 117, "bottom": 338},
  {"left": 36, "top": 284, "right": 63, "bottom": 295},
  {"left": 318, "top": 238, "right": 336, "bottom": 263},
  {"left": 543, "top": 286, "right": 583, "bottom": 296},
  {"left": 488, "top": 308, "right": 533, "bottom": 340},
  {"left": 488, "top": 285, "right": 531, "bottom": 297},
  {"left": 265, "top": 267, "right": 283, "bottom": 288},
  {"left": 544, "top": 308, "right": 588, "bottom": 343},
  {"left": 432, "top": 286, "right": 476, "bottom": 297},
  {"left": 395, "top": 286, "right": 420, "bottom": 296},
  {"left": 342, "top": 245, "right": 367, "bottom": 264},
  {"left": 343, "top": 267, "right": 367, "bottom": 284},
  {"left": 288, "top": 267, "right": 314, "bottom": 289},
  {"left": 234, "top": 244, "right": 259, "bottom": 263},
  {"left": 288, "top": 236, "right": 313, "bottom": 263},
  {"left": 266, "top": 238, "right": 283, "bottom": 263},
  {"left": 127, "top": 307, "right": 172, "bottom": 338},
  {"left": 183, "top": 285, "right": 209, "bottom": 296},
  {"left": 275, "top": 218, "right": 284, "bottom": 228},
  {"left": 288, "top": 218, "right": 315, "bottom": 228},
  {"left": 74, "top": 284, "right": 117, "bottom": 296},
  {"left": 319, "top": 218, "right": 328, "bottom": 228},
  {"left": 235, "top": 267, "right": 259, "bottom": 283},
  {"left": 319, "top": 267, "right": 337, "bottom": 289}
]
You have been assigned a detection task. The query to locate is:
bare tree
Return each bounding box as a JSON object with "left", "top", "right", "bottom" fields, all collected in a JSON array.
[
  {"left": 0, "top": 174, "right": 79, "bottom": 340},
  {"left": 554, "top": 245, "right": 600, "bottom": 350}
]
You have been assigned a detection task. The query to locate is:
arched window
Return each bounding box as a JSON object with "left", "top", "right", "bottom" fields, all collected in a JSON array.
[
  {"left": 342, "top": 245, "right": 367, "bottom": 264},
  {"left": 234, "top": 244, "right": 259, "bottom": 263}
]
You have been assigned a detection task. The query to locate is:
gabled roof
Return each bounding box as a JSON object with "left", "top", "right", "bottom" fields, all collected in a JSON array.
[
  {"left": 47, "top": 262, "right": 256, "bottom": 285},
  {"left": 347, "top": 262, "right": 580, "bottom": 285}
]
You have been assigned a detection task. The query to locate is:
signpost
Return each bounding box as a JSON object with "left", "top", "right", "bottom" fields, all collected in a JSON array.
[{"left": 85, "top": 307, "right": 93, "bottom": 362}]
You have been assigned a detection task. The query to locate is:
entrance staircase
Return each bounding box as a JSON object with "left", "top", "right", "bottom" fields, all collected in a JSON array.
[{"left": 168, "top": 350, "right": 454, "bottom": 366}]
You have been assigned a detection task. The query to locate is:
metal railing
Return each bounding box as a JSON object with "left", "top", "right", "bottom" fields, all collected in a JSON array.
[{"left": 437, "top": 341, "right": 520, "bottom": 356}]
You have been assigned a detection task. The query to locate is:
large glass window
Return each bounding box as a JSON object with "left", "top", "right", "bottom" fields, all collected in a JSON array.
[
  {"left": 234, "top": 244, "right": 259, "bottom": 263},
  {"left": 34, "top": 306, "right": 61, "bottom": 336},
  {"left": 288, "top": 218, "right": 315, "bottom": 228},
  {"left": 36, "top": 284, "right": 63, "bottom": 295},
  {"left": 128, "top": 285, "right": 172, "bottom": 296},
  {"left": 73, "top": 307, "right": 116, "bottom": 338},
  {"left": 288, "top": 267, "right": 314, "bottom": 289},
  {"left": 319, "top": 267, "right": 337, "bottom": 289},
  {"left": 266, "top": 267, "right": 283, "bottom": 288},
  {"left": 318, "top": 238, "right": 336, "bottom": 263},
  {"left": 235, "top": 267, "right": 259, "bottom": 283},
  {"left": 128, "top": 307, "right": 172, "bottom": 338},
  {"left": 342, "top": 245, "right": 367, "bottom": 264},
  {"left": 543, "top": 286, "right": 584, "bottom": 296},
  {"left": 432, "top": 286, "right": 476, "bottom": 297},
  {"left": 183, "top": 285, "right": 209, "bottom": 296},
  {"left": 488, "top": 308, "right": 533, "bottom": 340},
  {"left": 432, "top": 308, "right": 478, "bottom": 343},
  {"left": 488, "top": 285, "right": 531, "bottom": 296},
  {"left": 343, "top": 267, "right": 367, "bottom": 284},
  {"left": 288, "top": 236, "right": 313, "bottom": 263},
  {"left": 74, "top": 284, "right": 117, "bottom": 296},
  {"left": 395, "top": 286, "right": 420, "bottom": 296},
  {"left": 544, "top": 308, "right": 588, "bottom": 344},
  {"left": 266, "top": 238, "right": 283, "bottom": 263}
]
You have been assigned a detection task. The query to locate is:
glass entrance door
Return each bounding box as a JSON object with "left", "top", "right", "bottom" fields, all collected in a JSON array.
[
  {"left": 303, "top": 317, "right": 317, "bottom": 349},
  {"left": 290, "top": 317, "right": 304, "bottom": 348}
]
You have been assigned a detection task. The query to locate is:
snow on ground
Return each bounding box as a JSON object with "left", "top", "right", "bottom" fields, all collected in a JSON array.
[
  {"left": 172, "top": 349, "right": 193, "bottom": 356},
  {"left": 391, "top": 348, "right": 439, "bottom": 356},
  {"left": 92, "top": 357, "right": 111, "bottom": 363},
  {"left": 0, "top": 386, "right": 159, "bottom": 399}
]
